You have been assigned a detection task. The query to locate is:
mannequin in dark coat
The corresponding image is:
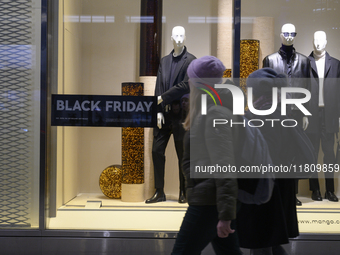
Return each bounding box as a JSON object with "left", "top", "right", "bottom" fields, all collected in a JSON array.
[
  {"left": 262, "top": 23, "right": 311, "bottom": 129},
  {"left": 263, "top": 23, "right": 311, "bottom": 206},
  {"left": 306, "top": 31, "right": 340, "bottom": 202},
  {"left": 237, "top": 68, "right": 299, "bottom": 255},
  {"left": 146, "top": 26, "right": 196, "bottom": 204}
]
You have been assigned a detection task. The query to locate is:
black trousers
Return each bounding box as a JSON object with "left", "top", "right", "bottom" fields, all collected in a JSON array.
[
  {"left": 307, "top": 107, "right": 336, "bottom": 192},
  {"left": 152, "top": 115, "right": 185, "bottom": 192},
  {"left": 171, "top": 205, "right": 242, "bottom": 255}
]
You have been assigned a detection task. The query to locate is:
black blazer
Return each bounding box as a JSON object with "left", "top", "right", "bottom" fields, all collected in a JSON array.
[
  {"left": 154, "top": 46, "right": 196, "bottom": 109},
  {"left": 154, "top": 46, "right": 196, "bottom": 135},
  {"left": 306, "top": 52, "right": 340, "bottom": 134}
]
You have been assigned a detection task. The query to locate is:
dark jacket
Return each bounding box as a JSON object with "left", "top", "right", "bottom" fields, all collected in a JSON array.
[
  {"left": 306, "top": 51, "right": 340, "bottom": 133},
  {"left": 263, "top": 47, "right": 311, "bottom": 110},
  {"left": 154, "top": 46, "right": 196, "bottom": 110},
  {"left": 237, "top": 103, "right": 299, "bottom": 249},
  {"left": 182, "top": 89, "right": 241, "bottom": 221},
  {"left": 157, "top": 47, "right": 195, "bottom": 106},
  {"left": 154, "top": 46, "right": 196, "bottom": 136}
]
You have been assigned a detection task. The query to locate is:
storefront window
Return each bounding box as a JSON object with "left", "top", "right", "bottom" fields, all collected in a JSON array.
[
  {"left": 47, "top": 0, "right": 228, "bottom": 231},
  {"left": 46, "top": 0, "right": 340, "bottom": 235}
]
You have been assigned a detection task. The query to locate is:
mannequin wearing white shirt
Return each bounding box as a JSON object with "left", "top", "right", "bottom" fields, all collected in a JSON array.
[
  {"left": 306, "top": 31, "right": 340, "bottom": 202},
  {"left": 314, "top": 32, "right": 326, "bottom": 107}
]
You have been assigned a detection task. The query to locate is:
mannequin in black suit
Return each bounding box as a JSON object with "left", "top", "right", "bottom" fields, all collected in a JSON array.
[
  {"left": 263, "top": 23, "right": 311, "bottom": 206},
  {"left": 306, "top": 31, "right": 340, "bottom": 202},
  {"left": 145, "top": 26, "right": 196, "bottom": 203}
]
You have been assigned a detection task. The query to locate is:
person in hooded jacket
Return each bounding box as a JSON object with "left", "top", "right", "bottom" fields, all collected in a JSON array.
[
  {"left": 171, "top": 56, "right": 242, "bottom": 255},
  {"left": 236, "top": 68, "right": 299, "bottom": 255}
]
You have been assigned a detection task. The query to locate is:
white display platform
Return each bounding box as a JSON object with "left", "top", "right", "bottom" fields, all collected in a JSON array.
[
  {"left": 48, "top": 193, "right": 187, "bottom": 231},
  {"left": 47, "top": 193, "right": 340, "bottom": 234},
  {"left": 296, "top": 195, "right": 340, "bottom": 234}
]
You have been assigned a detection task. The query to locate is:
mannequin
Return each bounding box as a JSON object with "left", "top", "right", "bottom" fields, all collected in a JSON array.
[
  {"left": 263, "top": 23, "right": 310, "bottom": 130},
  {"left": 306, "top": 31, "right": 340, "bottom": 202},
  {"left": 146, "top": 26, "right": 196, "bottom": 204},
  {"left": 263, "top": 23, "right": 311, "bottom": 206}
]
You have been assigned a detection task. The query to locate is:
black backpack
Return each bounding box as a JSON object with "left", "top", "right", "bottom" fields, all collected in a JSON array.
[{"left": 236, "top": 116, "right": 275, "bottom": 205}]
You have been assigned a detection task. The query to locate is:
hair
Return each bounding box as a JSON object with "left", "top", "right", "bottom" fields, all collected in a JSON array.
[{"left": 183, "top": 85, "right": 203, "bottom": 131}]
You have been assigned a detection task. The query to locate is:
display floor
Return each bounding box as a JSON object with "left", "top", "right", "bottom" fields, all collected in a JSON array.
[
  {"left": 47, "top": 193, "right": 340, "bottom": 233},
  {"left": 47, "top": 193, "right": 188, "bottom": 231},
  {"left": 296, "top": 195, "right": 340, "bottom": 233}
]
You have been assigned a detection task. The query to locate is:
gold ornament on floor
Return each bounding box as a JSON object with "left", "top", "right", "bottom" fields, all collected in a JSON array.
[{"left": 99, "top": 165, "right": 122, "bottom": 199}]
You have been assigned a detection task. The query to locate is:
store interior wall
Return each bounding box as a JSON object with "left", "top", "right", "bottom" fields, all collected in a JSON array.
[
  {"left": 241, "top": 0, "right": 340, "bottom": 61},
  {"left": 57, "top": 0, "right": 83, "bottom": 205}
]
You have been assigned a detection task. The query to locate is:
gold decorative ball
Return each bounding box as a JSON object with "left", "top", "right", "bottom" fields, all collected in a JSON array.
[{"left": 99, "top": 165, "right": 122, "bottom": 199}]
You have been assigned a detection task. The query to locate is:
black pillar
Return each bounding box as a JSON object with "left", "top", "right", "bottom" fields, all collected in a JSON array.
[
  {"left": 139, "top": 0, "right": 163, "bottom": 76},
  {"left": 233, "top": 0, "right": 241, "bottom": 79}
]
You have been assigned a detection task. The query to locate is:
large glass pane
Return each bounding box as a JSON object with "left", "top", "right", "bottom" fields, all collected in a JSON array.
[
  {"left": 0, "top": 0, "right": 41, "bottom": 229},
  {"left": 46, "top": 0, "right": 236, "bottom": 231}
]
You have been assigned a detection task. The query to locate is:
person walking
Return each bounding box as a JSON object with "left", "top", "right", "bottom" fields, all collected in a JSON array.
[{"left": 171, "top": 56, "right": 242, "bottom": 255}]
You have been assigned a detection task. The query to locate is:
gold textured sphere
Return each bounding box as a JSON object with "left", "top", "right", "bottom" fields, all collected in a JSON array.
[{"left": 99, "top": 165, "right": 122, "bottom": 199}]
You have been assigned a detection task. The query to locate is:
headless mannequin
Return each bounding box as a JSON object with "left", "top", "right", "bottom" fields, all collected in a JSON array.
[
  {"left": 312, "top": 31, "right": 340, "bottom": 129},
  {"left": 307, "top": 31, "right": 339, "bottom": 202},
  {"left": 157, "top": 26, "right": 186, "bottom": 128},
  {"left": 146, "top": 26, "right": 196, "bottom": 204}
]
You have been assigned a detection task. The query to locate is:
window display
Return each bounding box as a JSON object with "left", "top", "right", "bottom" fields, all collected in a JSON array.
[
  {"left": 48, "top": 0, "right": 214, "bottom": 231},
  {"left": 43, "top": 0, "right": 340, "bottom": 235}
]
